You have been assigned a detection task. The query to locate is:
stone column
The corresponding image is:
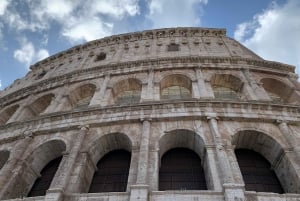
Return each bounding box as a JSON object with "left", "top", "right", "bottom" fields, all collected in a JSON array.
[
  {"left": 226, "top": 147, "right": 244, "bottom": 185},
  {"left": 205, "top": 146, "right": 222, "bottom": 191},
  {"left": 45, "top": 125, "right": 89, "bottom": 201},
  {"left": 43, "top": 95, "right": 59, "bottom": 114},
  {"left": 53, "top": 95, "right": 72, "bottom": 112},
  {"left": 0, "top": 131, "right": 34, "bottom": 200},
  {"left": 136, "top": 119, "right": 151, "bottom": 184},
  {"left": 101, "top": 87, "right": 113, "bottom": 106},
  {"left": 207, "top": 116, "right": 234, "bottom": 184},
  {"left": 240, "top": 69, "right": 258, "bottom": 100},
  {"left": 130, "top": 119, "right": 151, "bottom": 201},
  {"left": 9, "top": 95, "right": 36, "bottom": 122},
  {"left": 67, "top": 151, "right": 97, "bottom": 193},
  {"left": 90, "top": 75, "right": 110, "bottom": 106},
  {"left": 141, "top": 70, "right": 154, "bottom": 102},
  {"left": 196, "top": 69, "right": 214, "bottom": 99},
  {"left": 6, "top": 103, "right": 27, "bottom": 123},
  {"left": 192, "top": 81, "right": 200, "bottom": 99},
  {"left": 242, "top": 69, "right": 270, "bottom": 101},
  {"left": 276, "top": 120, "right": 300, "bottom": 156},
  {"left": 140, "top": 82, "right": 149, "bottom": 102},
  {"left": 207, "top": 116, "right": 246, "bottom": 201}
]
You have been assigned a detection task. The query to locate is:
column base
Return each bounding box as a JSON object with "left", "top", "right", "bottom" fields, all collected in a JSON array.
[
  {"left": 223, "top": 183, "right": 245, "bottom": 201},
  {"left": 129, "top": 185, "right": 149, "bottom": 201},
  {"left": 45, "top": 188, "right": 64, "bottom": 201}
]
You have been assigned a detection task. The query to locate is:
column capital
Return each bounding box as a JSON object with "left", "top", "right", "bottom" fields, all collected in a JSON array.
[
  {"left": 104, "top": 73, "right": 111, "bottom": 77},
  {"left": 275, "top": 119, "right": 288, "bottom": 125},
  {"left": 206, "top": 114, "right": 219, "bottom": 121},
  {"left": 23, "top": 130, "right": 34, "bottom": 138},
  {"left": 79, "top": 124, "right": 89, "bottom": 131},
  {"left": 140, "top": 118, "right": 152, "bottom": 123}
]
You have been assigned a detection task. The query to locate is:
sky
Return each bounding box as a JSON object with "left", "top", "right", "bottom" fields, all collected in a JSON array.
[{"left": 0, "top": 0, "right": 300, "bottom": 90}]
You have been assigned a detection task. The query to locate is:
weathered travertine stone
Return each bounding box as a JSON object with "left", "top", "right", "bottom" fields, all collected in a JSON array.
[{"left": 0, "top": 27, "right": 300, "bottom": 201}]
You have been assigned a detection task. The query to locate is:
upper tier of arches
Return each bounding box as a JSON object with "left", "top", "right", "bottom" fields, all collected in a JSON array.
[{"left": 1, "top": 72, "right": 299, "bottom": 125}]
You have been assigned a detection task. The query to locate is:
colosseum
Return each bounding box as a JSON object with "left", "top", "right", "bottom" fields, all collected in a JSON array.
[{"left": 0, "top": 27, "right": 300, "bottom": 201}]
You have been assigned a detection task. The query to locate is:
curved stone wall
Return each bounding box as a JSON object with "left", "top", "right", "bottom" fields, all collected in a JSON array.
[{"left": 0, "top": 27, "right": 300, "bottom": 201}]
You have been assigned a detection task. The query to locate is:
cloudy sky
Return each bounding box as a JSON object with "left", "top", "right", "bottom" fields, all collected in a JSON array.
[{"left": 0, "top": 0, "right": 299, "bottom": 90}]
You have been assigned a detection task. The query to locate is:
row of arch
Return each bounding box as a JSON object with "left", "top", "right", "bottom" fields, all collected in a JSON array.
[
  {"left": 0, "top": 128, "right": 299, "bottom": 199},
  {"left": 1, "top": 73, "right": 299, "bottom": 126}
]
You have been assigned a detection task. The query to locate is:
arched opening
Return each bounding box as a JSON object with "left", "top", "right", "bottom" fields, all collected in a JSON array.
[
  {"left": 160, "top": 74, "right": 192, "bottom": 100},
  {"left": 28, "top": 156, "right": 63, "bottom": 197},
  {"left": 261, "top": 78, "right": 299, "bottom": 103},
  {"left": 74, "top": 133, "right": 133, "bottom": 193},
  {"left": 232, "top": 130, "right": 300, "bottom": 193},
  {"left": 158, "top": 129, "right": 211, "bottom": 190},
  {"left": 0, "top": 150, "right": 10, "bottom": 170},
  {"left": 69, "top": 84, "right": 96, "bottom": 109},
  {"left": 235, "top": 149, "right": 283, "bottom": 193},
  {"left": 211, "top": 74, "right": 243, "bottom": 100},
  {"left": 24, "top": 140, "right": 66, "bottom": 197},
  {"left": 112, "top": 78, "right": 142, "bottom": 105},
  {"left": 0, "top": 105, "right": 19, "bottom": 125},
  {"left": 159, "top": 148, "right": 207, "bottom": 190},
  {"left": 22, "top": 94, "right": 54, "bottom": 120},
  {"left": 88, "top": 150, "right": 131, "bottom": 193}
]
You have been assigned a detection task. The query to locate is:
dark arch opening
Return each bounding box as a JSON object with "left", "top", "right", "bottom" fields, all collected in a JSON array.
[
  {"left": 235, "top": 149, "right": 284, "bottom": 194},
  {"left": 89, "top": 150, "right": 131, "bottom": 193},
  {"left": 0, "top": 150, "right": 10, "bottom": 170},
  {"left": 159, "top": 148, "right": 207, "bottom": 191},
  {"left": 28, "top": 156, "right": 62, "bottom": 197},
  {"left": 160, "top": 74, "right": 192, "bottom": 100},
  {"left": 112, "top": 78, "right": 142, "bottom": 105}
]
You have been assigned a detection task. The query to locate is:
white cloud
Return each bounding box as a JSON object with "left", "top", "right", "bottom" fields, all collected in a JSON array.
[
  {"left": 37, "top": 49, "right": 49, "bottom": 61},
  {"left": 147, "top": 0, "right": 208, "bottom": 28},
  {"left": 234, "top": 0, "right": 300, "bottom": 75},
  {"left": 93, "top": 0, "right": 139, "bottom": 18},
  {"left": 0, "top": 0, "right": 140, "bottom": 43},
  {"left": 33, "top": 0, "right": 75, "bottom": 21},
  {"left": 0, "top": 0, "right": 10, "bottom": 16},
  {"left": 62, "top": 17, "right": 113, "bottom": 42},
  {"left": 13, "top": 38, "right": 49, "bottom": 68},
  {"left": 61, "top": 0, "right": 139, "bottom": 42}
]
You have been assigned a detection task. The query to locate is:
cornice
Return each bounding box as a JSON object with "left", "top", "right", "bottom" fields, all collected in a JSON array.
[
  {"left": 30, "top": 27, "right": 227, "bottom": 71},
  {"left": 1, "top": 100, "right": 300, "bottom": 142}
]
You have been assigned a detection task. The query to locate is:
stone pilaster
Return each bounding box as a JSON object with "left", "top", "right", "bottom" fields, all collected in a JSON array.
[
  {"left": 101, "top": 87, "right": 113, "bottom": 106},
  {"left": 43, "top": 95, "right": 59, "bottom": 114},
  {"left": 207, "top": 116, "right": 246, "bottom": 201},
  {"left": 276, "top": 120, "right": 300, "bottom": 156},
  {"left": 242, "top": 69, "right": 270, "bottom": 101},
  {"left": 148, "top": 145, "right": 159, "bottom": 191},
  {"left": 90, "top": 74, "right": 110, "bottom": 106},
  {"left": 6, "top": 103, "right": 26, "bottom": 123},
  {"left": 136, "top": 119, "right": 151, "bottom": 184},
  {"left": 223, "top": 183, "right": 246, "bottom": 201},
  {"left": 153, "top": 82, "right": 160, "bottom": 101},
  {"left": 192, "top": 80, "right": 201, "bottom": 99},
  {"left": 241, "top": 69, "right": 258, "bottom": 100},
  {"left": 205, "top": 146, "right": 223, "bottom": 191},
  {"left": 207, "top": 116, "right": 234, "bottom": 184},
  {"left": 0, "top": 131, "right": 34, "bottom": 200},
  {"left": 141, "top": 70, "right": 154, "bottom": 102},
  {"left": 45, "top": 125, "right": 89, "bottom": 201},
  {"left": 196, "top": 69, "right": 214, "bottom": 99},
  {"left": 53, "top": 95, "right": 72, "bottom": 112},
  {"left": 130, "top": 119, "right": 151, "bottom": 201}
]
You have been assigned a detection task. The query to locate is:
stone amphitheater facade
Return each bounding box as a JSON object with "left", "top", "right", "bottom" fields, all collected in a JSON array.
[{"left": 0, "top": 27, "right": 300, "bottom": 201}]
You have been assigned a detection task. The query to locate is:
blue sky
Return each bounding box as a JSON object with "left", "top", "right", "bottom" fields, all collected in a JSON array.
[{"left": 0, "top": 0, "right": 299, "bottom": 90}]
